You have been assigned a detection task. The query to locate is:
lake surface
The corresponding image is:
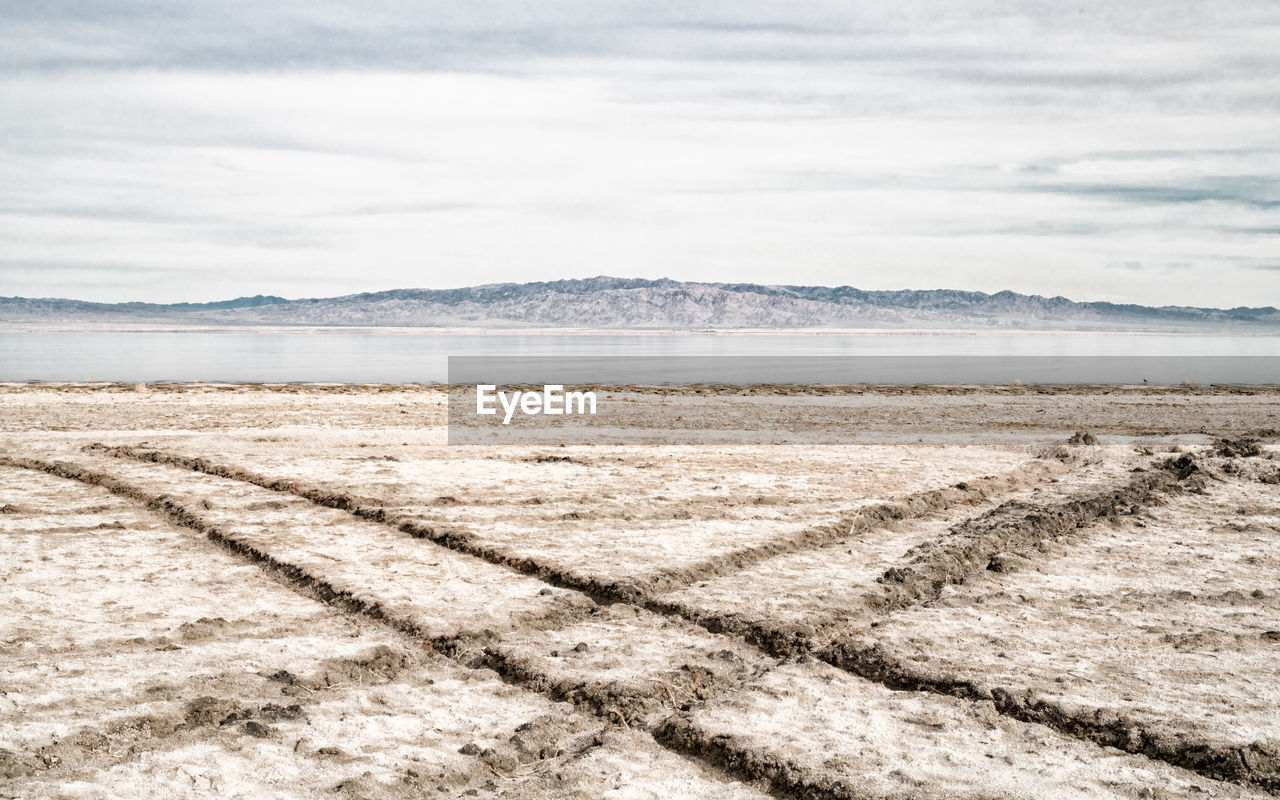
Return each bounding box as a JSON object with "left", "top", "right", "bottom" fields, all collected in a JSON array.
[{"left": 2, "top": 330, "right": 1279, "bottom": 384}]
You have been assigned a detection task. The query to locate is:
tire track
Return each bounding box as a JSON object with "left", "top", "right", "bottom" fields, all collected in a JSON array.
[
  {"left": 1, "top": 647, "right": 474, "bottom": 790},
  {"left": 0, "top": 463, "right": 606, "bottom": 796},
  {"left": 652, "top": 715, "right": 862, "bottom": 800},
  {"left": 77, "top": 445, "right": 1269, "bottom": 793},
  {"left": 635, "top": 460, "right": 1062, "bottom": 595},
  {"left": 85, "top": 443, "right": 1059, "bottom": 604},
  {"left": 867, "top": 461, "right": 1182, "bottom": 617},
  {"left": 649, "top": 462, "right": 1182, "bottom": 645},
  {"left": 0, "top": 455, "right": 847, "bottom": 800},
  {"left": 650, "top": 457, "right": 1279, "bottom": 793},
  {"left": 0, "top": 455, "right": 473, "bottom": 651},
  {"left": 819, "top": 639, "right": 1280, "bottom": 794},
  {"left": 85, "top": 444, "right": 646, "bottom": 607}
]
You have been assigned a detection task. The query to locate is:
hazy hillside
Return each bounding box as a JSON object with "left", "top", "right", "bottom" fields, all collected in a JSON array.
[{"left": 4, "top": 277, "right": 1278, "bottom": 330}]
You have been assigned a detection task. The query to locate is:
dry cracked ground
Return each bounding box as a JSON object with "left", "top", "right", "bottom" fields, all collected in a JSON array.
[{"left": 1, "top": 384, "right": 1279, "bottom": 799}]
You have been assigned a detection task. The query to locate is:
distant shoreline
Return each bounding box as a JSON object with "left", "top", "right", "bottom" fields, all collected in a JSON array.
[
  {"left": 2, "top": 322, "right": 1275, "bottom": 336},
  {"left": 4, "top": 382, "right": 1279, "bottom": 395}
]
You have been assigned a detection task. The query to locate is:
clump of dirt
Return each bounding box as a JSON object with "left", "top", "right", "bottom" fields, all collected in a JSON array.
[
  {"left": 266, "top": 669, "right": 298, "bottom": 685},
  {"left": 0, "top": 748, "right": 40, "bottom": 780},
  {"left": 0, "top": 712, "right": 189, "bottom": 785},
  {"left": 1068, "top": 430, "right": 1098, "bottom": 445},
  {"left": 1232, "top": 461, "right": 1280, "bottom": 485},
  {"left": 176, "top": 617, "right": 233, "bottom": 641},
  {"left": 1162, "top": 453, "right": 1209, "bottom": 491},
  {"left": 471, "top": 714, "right": 594, "bottom": 774},
  {"left": 183, "top": 695, "right": 245, "bottom": 728},
  {"left": 182, "top": 695, "right": 305, "bottom": 740},
  {"left": 1037, "top": 444, "right": 1073, "bottom": 461},
  {"left": 238, "top": 721, "right": 274, "bottom": 738},
  {"left": 308, "top": 645, "right": 417, "bottom": 688},
  {"left": 0, "top": 503, "right": 24, "bottom": 514},
  {"left": 1216, "top": 437, "right": 1262, "bottom": 457},
  {"left": 528, "top": 454, "right": 586, "bottom": 465},
  {"left": 245, "top": 499, "right": 289, "bottom": 511},
  {"left": 986, "top": 552, "right": 1033, "bottom": 573},
  {"left": 257, "top": 703, "right": 304, "bottom": 722},
  {"left": 1163, "top": 631, "right": 1234, "bottom": 651}
]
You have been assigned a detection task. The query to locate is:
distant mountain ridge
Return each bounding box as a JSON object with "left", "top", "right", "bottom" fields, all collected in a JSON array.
[{"left": 3, "top": 277, "right": 1278, "bottom": 330}]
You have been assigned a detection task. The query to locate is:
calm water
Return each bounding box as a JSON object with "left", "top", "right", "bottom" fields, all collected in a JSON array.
[{"left": 2, "top": 330, "right": 1279, "bottom": 384}]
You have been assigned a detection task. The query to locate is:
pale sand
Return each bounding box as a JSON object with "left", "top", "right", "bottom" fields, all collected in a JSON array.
[{"left": 2, "top": 385, "right": 1277, "bottom": 798}]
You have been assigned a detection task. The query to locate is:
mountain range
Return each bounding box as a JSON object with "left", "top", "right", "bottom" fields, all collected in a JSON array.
[{"left": 4, "top": 277, "right": 1278, "bottom": 330}]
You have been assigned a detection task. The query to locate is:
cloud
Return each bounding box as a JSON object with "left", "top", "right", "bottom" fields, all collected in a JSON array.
[
  {"left": 0, "top": 1, "right": 1278, "bottom": 306},
  {"left": 1107, "top": 260, "right": 1194, "bottom": 272},
  {"left": 1026, "top": 179, "right": 1280, "bottom": 210}
]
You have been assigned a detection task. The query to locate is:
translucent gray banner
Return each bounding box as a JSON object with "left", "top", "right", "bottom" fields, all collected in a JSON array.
[
  {"left": 446, "top": 355, "right": 1280, "bottom": 445},
  {"left": 448, "top": 355, "right": 1278, "bottom": 387}
]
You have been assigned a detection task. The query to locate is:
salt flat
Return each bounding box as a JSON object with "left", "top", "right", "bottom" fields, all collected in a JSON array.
[{"left": 1, "top": 384, "right": 1278, "bottom": 798}]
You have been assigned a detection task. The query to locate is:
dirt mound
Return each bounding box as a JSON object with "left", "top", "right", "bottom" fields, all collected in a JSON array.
[
  {"left": 528, "top": 454, "right": 587, "bottom": 465},
  {"left": 309, "top": 645, "right": 418, "bottom": 688},
  {"left": 183, "top": 695, "right": 244, "bottom": 728},
  {"left": 1215, "top": 438, "right": 1263, "bottom": 457},
  {"left": 176, "top": 616, "right": 234, "bottom": 641}
]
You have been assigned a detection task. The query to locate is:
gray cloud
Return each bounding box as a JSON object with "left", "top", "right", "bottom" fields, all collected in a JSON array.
[
  {"left": 1026, "top": 178, "right": 1280, "bottom": 210},
  {"left": 0, "top": 1, "right": 1278, "bottom": 305},
  {"left": 1108, "top": 260, "right": 1194, "bottom": 272}
]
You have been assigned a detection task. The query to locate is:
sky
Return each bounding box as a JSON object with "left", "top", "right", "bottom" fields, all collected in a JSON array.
[{"left": 0, "top": 1, "right": 1277, "bottom": 307}]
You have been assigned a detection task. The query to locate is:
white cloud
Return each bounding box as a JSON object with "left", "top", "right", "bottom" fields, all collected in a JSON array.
[{"left": 0, "top": 1, "right": 1277, "bottom": 306}]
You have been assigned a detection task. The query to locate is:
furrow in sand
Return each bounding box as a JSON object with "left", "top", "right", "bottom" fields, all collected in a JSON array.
[
  {"left": 864, "top": 457, "right": 1192, "bottom": 617},
  {"left": 77, "top": 444, "right": 1274, "bottom": 793},
  {"left": 0, "top": 456, "right": 838, "bottom": 800},
  {"left": 652, "top": 456, "right": 1280, "bottom": 793},
  {"left": 86, "top": 443, "right": 1062, "bottom": 604},
  {"left": 654, "top": 658, "right": 1269, "bottom": 800},
  {"left": 648, "top": 461, "right": 1188, "bottom": 646},
  {"left": 8, "top": 454, "right": 1256, "bottom": 800},
  {"left": 0, "top": 462, "right": 624, "bottom": 798},
  {"left": 85, "top": 443, "right": 646, "bottom": 607},
  {"left": 0, "top": 455, "right": 467, "bottom": 650},
  {"left": 634, "top": 458, "right": 1062, "bottom": 595},
  {"left": 819, "top": 638, "right": 1280, "bottom": 794}
]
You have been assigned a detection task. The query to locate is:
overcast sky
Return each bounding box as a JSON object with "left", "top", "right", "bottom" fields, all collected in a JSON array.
[{"left": 1, "top": 1, "right": 1277, "bottom": 306}]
